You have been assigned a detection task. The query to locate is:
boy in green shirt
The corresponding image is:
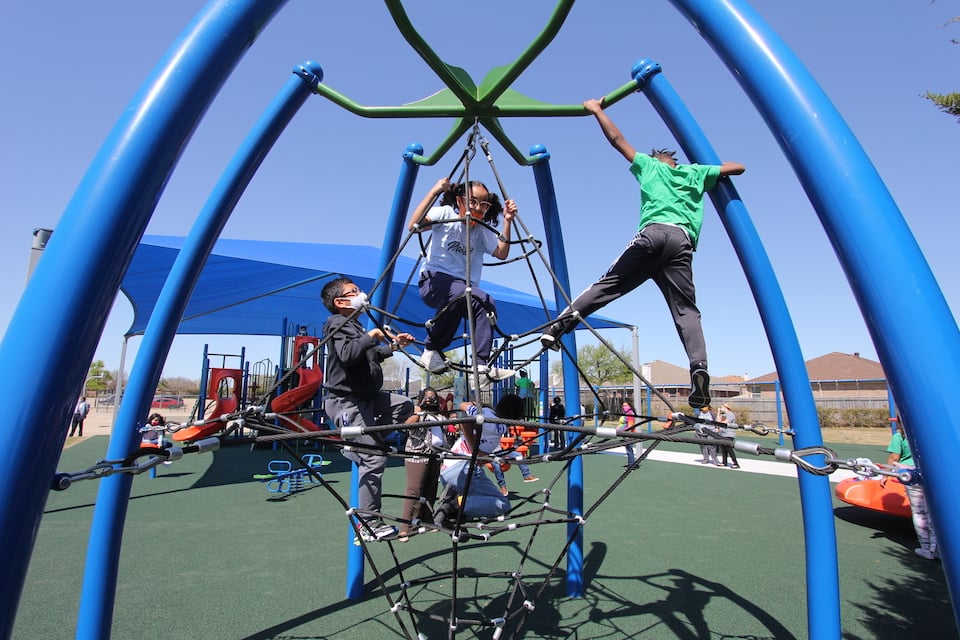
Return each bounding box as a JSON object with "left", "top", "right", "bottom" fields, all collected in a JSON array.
[{"left": 540, "top": 98, "right": 745, "bottom": 409}]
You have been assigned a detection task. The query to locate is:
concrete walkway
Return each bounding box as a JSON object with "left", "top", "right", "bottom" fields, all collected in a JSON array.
[{"left": 603, "top": 445, "right": 862, "bottom": 482}]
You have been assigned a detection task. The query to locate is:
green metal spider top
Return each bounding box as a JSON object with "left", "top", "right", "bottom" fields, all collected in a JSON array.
[{"left": 301, "top": 0, "right": 640, "bottom": 165}]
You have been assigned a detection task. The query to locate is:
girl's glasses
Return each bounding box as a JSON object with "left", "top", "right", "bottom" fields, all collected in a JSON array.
[{"left": 465, "top": 197, "right": 491, "bottom": 212}]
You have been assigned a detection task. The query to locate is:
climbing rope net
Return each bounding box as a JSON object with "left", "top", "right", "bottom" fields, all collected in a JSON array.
[
  {"left": 53, "top": 126, "right": 919, "bottom": 639},
  {"left": 55, "top": 396, "right": 909, "bottom": 639}
]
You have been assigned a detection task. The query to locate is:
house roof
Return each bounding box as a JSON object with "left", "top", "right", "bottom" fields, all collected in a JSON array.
[
  {"left": 644, "top": 361, "right": 745, "bottom": 386},
  {"left": 644, "top": 360, "right": 690, "bottom": 385},
  {"left": 747, "top": 351, "right": 886, "bottom": 383},
  {"left": 714, "top": 374, "right": 747, "bottom": 384}
]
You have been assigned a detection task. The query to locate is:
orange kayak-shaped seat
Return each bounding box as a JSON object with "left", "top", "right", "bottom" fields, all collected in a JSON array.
[{"left": 834, "top": 476, "right": 911, "bottom": 519}]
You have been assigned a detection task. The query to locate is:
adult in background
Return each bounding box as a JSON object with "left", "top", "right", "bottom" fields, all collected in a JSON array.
[
  {"left": 620, "top": 401, "right": 640, "bottom": 466},
  {"left": 398, "top": 387, "right": 446, "bottom": 542},
  {"left": 433, "top": 396, "right": 523, "bottom": 523},
  {"left": 696, "top": 404, "right": 719, "bottom": 466},
  {"left": 717, "top": 403, "right": 740, "bottom": 469},
  {"left": 69, "top": 396, "right": 90, "bottom": 437},
  {"left": 548, "top": 396, "right": 566, "bottom": 450}
]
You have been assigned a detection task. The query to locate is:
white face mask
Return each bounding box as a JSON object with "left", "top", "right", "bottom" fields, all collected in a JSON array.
[{"left": 347, "top": 291, "right": 368, "bottom": 310}]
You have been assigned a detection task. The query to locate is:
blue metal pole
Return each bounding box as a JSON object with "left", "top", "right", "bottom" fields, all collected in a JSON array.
[
  {"left": 76, "top": 59, "right": 315, "bottom": 639},
  {"left": 346, "top": 463, "right": 363, "bottom": 599},
  {"left": 665, "top": 0, "right": 960, "bottom": 632},
  {"left": 279, "top": 318, "right": 290, "bottom": 371},
  {"left": 887, "top": 384, "right": 897, "bottom": 435},
  {"left": 369, "top": 143, "right": 423, "bottom": 326},
  {"left": 634, "top": 58, "right": 840, "bottom": 637},
  {"left": 775, "top": 380, "right": 785, "bottom": 447},
  {"left": 0, "top": 2, "right": 288, "bottom": 638},
  {"left": 344, "top": 144, "right": 423, "bottom": 598},
  {"left": 530, "top": 145, "right": 583, "bottom": 598},
  {"left": 198, "top": 344, "right": 211, "bottom": 422}
]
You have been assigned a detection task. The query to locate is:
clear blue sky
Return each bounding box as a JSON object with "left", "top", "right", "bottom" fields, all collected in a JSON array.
[{"left": 1, "top": 1, "right": 958, "bottom": 382}]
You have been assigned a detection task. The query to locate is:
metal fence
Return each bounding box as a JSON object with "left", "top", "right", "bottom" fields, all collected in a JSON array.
[{"left": 557, "top": 382, "right": 893, "bottom": 429}]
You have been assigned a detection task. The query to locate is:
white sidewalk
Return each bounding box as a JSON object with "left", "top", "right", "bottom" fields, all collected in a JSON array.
[{"left": 604, "top": 446, "right": 861, "bottom": 483}]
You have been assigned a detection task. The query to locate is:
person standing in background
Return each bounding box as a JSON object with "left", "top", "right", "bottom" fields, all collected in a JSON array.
[
  {"left": 69, "top": 396, "right": 90, "bottom": 437},
  {"left": 515, "top": 370, "right": 536, "bottom": 418},
  {"left": 881, "top": 416, "right": 938, "bottom": 560},
  {"left": 717, "top": 403, "right": 740, "bottom": 469}
]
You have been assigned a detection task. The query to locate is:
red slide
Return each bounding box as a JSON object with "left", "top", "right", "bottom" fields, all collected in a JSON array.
[
  {"left": 269, "top": 367, "right": 324, "bottom": 432},
  {"left": 834, "top": 477, "right": 911, "bottom": 519},
  {"left": 173, "top": 368, "right": 243, "bottom": 442}
]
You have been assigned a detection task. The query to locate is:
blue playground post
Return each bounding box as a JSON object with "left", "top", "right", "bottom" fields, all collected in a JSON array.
[
  {"left": 530, "top": 145, "right": 584, "bottom": 598},
  {"left": 345, "top": 144, "right": 424, "bottom": 599},
  {"left": 78, "top": 60, "right": 319, "bottom": 640},
  {"left": 670, "top": 0, "right": 960, "bottom": 633},
  {"left": 633, "top": 56, "right": 841, "bottom": 637},
  {"left": 0, "top": 3, "right": 290, "bottom": 638}
]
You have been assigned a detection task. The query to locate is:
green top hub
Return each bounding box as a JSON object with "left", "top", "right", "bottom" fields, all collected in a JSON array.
[{"left": 305, "top": 0, "right": 642, "bottom": 165}]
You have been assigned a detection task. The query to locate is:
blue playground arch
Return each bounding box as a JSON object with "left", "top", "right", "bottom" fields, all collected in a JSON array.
[{"left": 1, "top": 1, "right": 958, "bottom": 639}]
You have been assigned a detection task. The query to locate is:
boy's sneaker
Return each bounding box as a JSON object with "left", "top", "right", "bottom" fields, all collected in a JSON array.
[
  {"left": 420, "top": 349, "right": 447, "bottom": 373},
  {"left": 478, "top": 365, "right": 516, "bottom": 382},
  {"left": 522, "top": 476, "right": 539, "bottom": 483},
  {"left": 914, "top": 548, "right": 937, "bottom": 560},
  {"left": 689, "top": 367, "right": 711, "bottom": 409},
  {"left": 357, "top": 521, "right": 397, "bottom": 543},
  {"left": 539, "top": 319, "right": 570, "bottom": 351}
]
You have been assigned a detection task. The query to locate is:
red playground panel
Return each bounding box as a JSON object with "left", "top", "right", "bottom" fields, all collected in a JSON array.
[
  {"left": 172, "top": 368, "right": 243, "bottom": 442},
  {"left": 270, "top": 367, "right": 324, "bottom": 432},
  {"left": 268, "top": 334, "right": 324, "bottom": 432}
]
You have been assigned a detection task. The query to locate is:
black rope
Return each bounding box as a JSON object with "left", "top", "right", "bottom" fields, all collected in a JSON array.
[{"left": 57, "top": 390, "right": 845, "bottom": 640}]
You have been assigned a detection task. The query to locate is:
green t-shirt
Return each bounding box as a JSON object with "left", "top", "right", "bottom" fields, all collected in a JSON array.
[
  {"left": 629, "top": 153, "right": 721, "bottom": 249},
  {"left": 516, "top": 376, "right": 535, "bottom": 399},
  {"left": 886, "top": 431, "right": 914, "bottom": 467}
]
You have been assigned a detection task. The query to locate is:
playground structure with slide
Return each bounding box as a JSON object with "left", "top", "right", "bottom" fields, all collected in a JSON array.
[{"left": 171, "top": 330, "right": 324, "bottom": 443}]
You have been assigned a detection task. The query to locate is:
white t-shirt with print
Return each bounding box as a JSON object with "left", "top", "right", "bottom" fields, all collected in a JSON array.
[{"left": 423, "top": 205, "right": 499, "bottom": 286}]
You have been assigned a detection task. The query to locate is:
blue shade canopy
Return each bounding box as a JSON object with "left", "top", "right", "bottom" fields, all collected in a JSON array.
[{"left": 121, "top": 235, "right": 625, "bottom": 339}]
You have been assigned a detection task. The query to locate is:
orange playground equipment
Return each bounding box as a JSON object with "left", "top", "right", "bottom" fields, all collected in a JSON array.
[{"left": 834, "top": 476, "right": 911, "bottom": 519}]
